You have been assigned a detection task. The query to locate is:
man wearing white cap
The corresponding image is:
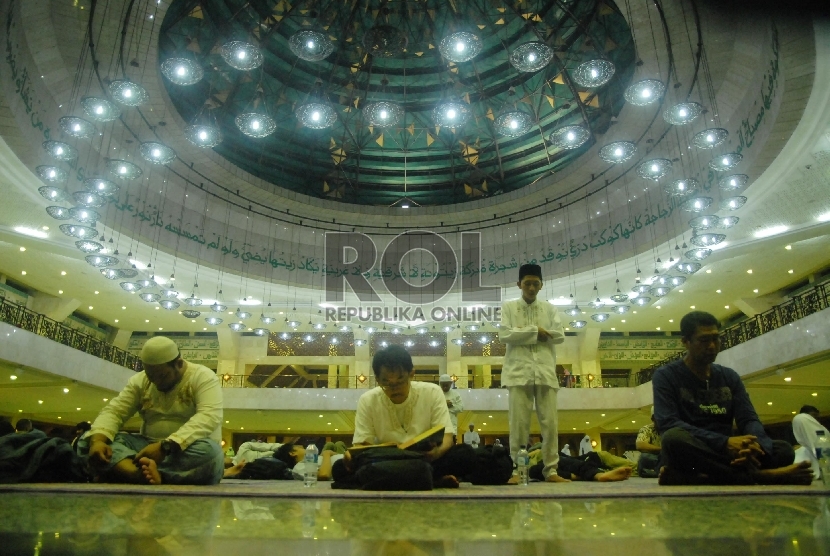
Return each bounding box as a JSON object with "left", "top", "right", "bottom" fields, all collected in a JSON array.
[
  {"left": 83, "top": 336, "right": 224, "bottom": 485},
  {"left": 439, "top": 374, "right": 463, "bottom": 441}
]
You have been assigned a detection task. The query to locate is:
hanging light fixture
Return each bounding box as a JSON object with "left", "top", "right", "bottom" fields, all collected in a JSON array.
[
  {"left": 236, "top": 112, "right": 277, "bottom": 138},
  {"left": 588, "top": 299, "right": 605, "bottom": 309},
  {"left": 624, "top": 79, "right": 665, "bottom": 106},
  {"left": 75, "top": 240, "right": 104, "bottom": 253},
  {"left": 39, "top": 186, "right": 69, "bottom": 202},
  {"left": 680, "top": 196, "right": 713, "bottom": 212},
  {"left": 100, "top": 268, "right": 121, "bottom": 280},
  {"left": 720, "top": 196, "right": 747, "bottom": 211},
  {"left": 254, "top": 328, "right": 270, "bottom": 336},
  {"left": 210, "top": 302, "right": 227, "bottom": 313},
  {"left": 182, "top": 310, "right": 201, "bottom": 318},
  {"left": 119, "top": 282, "right": 142, "bottom": 292},
  {"left": 72, "top": 191, "right": 106, "bottom": 208},
  {"left": 363, "top": 101, "right": 404, "bottom": 128},
  {"left": 136, "top": 279, "right": 155, "bottom": 288},
  {"left": 690, "top": 233, "right": 726, "bottom": 247},
  {"left": 185, "top": 122, "right": 223, "bottom": 148},
  {"left": 235, "top": 308, "right": 252, "bottom": 320},
  {"left": 160, "top": 288, "right": 179, "bottom": 299},
  {"left": 692, "top": 128, "right": 728, "bottom": 149},
  {"left": 220, "top": 41, "right": 263, "bottom": 71},
  {"left": 664, "top": 178, "right": 699, "bottom": 196},
  {"left": 632, "top": 284, "right": 651, "bottom": 294},
  {"left": 58, "top": 116, "right": 96, "bottom": 139},
  {"left": 718, "top": 174, "right": 748, "bottom": 191},
  {"left": 631, "top": 296, "right": 651, "bottom": 306},
  {"left": 205, "top": 316, "right": 223, "bottom": 326},
  {"left": 43, "top": 141, "right": 78, "bottom": 161},
  {"left": 689, "top": 215, "right": 720, "bottom": 230},
  {"left": 160, "top": 300, "right": 181, "bottom": 310},
  {"left": 591, "top": 313, "right": 610, "bottom": 322},
  {"left": 709, "top": 153, "right": 743, "bottom": 171},
  {"left": 432, "top": 101, "right": 470, "bottom": 128},
  {"left": 140, "top": 292, "right": 162, "bottom": 303},
  {"left": 36, "top": 166, "right": 67, "bottom": 183},
  {"left": 509, "top": 42, "right": 553, "bottom": 73},
  {"left": 228, "top": 322, "right": 246, "bottom": 332},
  {"left": 569, "top": 320, "right": 588, "bottom": 328},
  {"left": 675, "top": 262, "right": 702, "bottom": 274},
  {"left": 69, "top": 207, "right": 100, "bottom": 224},
  {"left": 549, "top": 125, "right": 590, "bottom": 149},
  {"left": 81, "top": 97, "right": 121, "bottom": 122},
  {"left": 140, "top": 142, "right": 177, "bottom": 165},
  {"left": 46, "top": 206, "right": 72, "bottom": 220},
  {"left": 599, "top": 141, "right": 636, "bottom": 163},
  {"left": 289, "top": 30, "right": 335, "bottom": 62},
  {"left": 439, "top": 31, "right": 482, "bottom": 63},
  {"left": 160, "top": 58, "right": 204, "bottom": 86},
  {"left": 84, "top": 254, "right": 119, "bottom": 267},
  {"left": 184, "top": 295, "right": 203, "bottom": 307},
  {"left": 261, "top": 315, "right": 276, "bottom": 325},
  {"left": 295, "top": 100, "right": 337, "bottom": 130},
  {"left": 566, "top": 305, "right": 581, "bottom": 317},
  {"left": 610, "top": 290, "right": 629, "bottom": 303},
  {"left": 670, "top": 276, "right": 687, "bottom": 287},
  {"left": 613, "top": 305, "right": 630, "bottom": 314},
  {"left": 110, "top": 80, "right": 149, "bottom": 106},
  {"left": 107, "top": 159, "right": 143, "bottom": 180},
  {"left": 83, "top": 177, "right": 119, "bottom": 197},
  {"left": 685, "top": 248, "right": 712, "bottom": 261},
  {"left": 663, "top": 102, "right": 703, "bottom": 125},
  {"left": 62, "top": 224, "right": 99, "bottom": 240},
  {"left": 649, "top": 286, "right": 672, "bottom": 297},
  {"left": 717, "top": 216, "right": 740, "bottom": 229},
  {"left": 571, "top": 59, "right": 615, "bottom": 87},
  {"left": 637, "top": 158, "right": 672, "bottom": 181},
  {"left": 495, "top": 108, "right": 534, "bottom": 137}
]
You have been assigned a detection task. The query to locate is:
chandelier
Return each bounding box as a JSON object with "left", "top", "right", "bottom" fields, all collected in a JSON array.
[
  {"left": 75, "top": 240, "right": 103, "bottom": 254},
  {"left": 110, "top": 80, "right": 149, "bottom": 106},
  {"left": 509, "top": 42, "right": 553, "bottom": 73},
  {"left": 185, "top": 123, "right": 223, "bottom": 148},
  {"left": 62, "top": 225, "right": 98, "bottom": 240},
  {"left": 205, "top": 317, "right": 223, "bottom": 326},
  {"left": 72, "top": 191, "right": 106, "bottom": 208},
  {"left": 120, "top": 282, "right": 142, "bottom": 293},
  {"left": 693, "top": 128, "right": 728, "bottom": 149},
  {"left": 719, "top": 174, "right": 748, "bottom": 191},
  {"left": 46, "top": 206, "right": 71, "bottom": 220},
  {"left": 495, "top": 110, "right": 534, "bottom": 137},
  {"left": 720, "top": 196, "right": 747, "bottom": 211},
  {"left": 220, "top": 41, "right": 263, "bottom": 71},
  {"left": 68, "top": 207, "right": 99, "bottom": 224},
  {"left": 83, "top": 178, "right": 119, "bottom": 197},
  {"left": 229, "top": 323, "right": 246, "bottom": 332},
  {"left": 572, "top": 59, "right": 615, "bottom": 88},
  {"left": 549, "top": 125, "right": 590, "bottom": 149},
  {"left": 85, "top": 254, "right": 119, "bottom": 267},
  {"left": 637, "top": 158, "right": 672, "bottom": 181},
  {"left": 363, "top": 101, "right": 404, "bottom": 128},
  {"left": 289, "top": 30, "right": 335, "bottom": 62},
  {"left": 295, "top": 103, "right": 337, "bottom": 130},
  {"left": 81, "top": 97, "right": 121, "bottom": 122},
  {"left": 685, "top": 248, "right": 712, "bottom": 261},
  {"left": 39, "top": 187, "right": 68, "bottom": 203},
  {"left": 664, "top": 178, "right": 699, "bottom": 196},
  {"left": 432, "top": 102, "right": 471, "bottom": 128},
  {"left": 439, "top": 32, "right": 482, "bottom": 63},
  {"left": 140, "top": 142, "right": 177, "bottom": 165},
  {"left": 680, "top": 196, "right": 713, "bottom": 212},
  {"left": 709, "top": 153, "right": 743, "bottom": 171},
  {"left": 624, "top": 79, "right": 664, "bottom": 106},
  {"left": 36, "top": 166, "right": 67, "bottom": 182},
  {"left": 107, "top": 159, "right": 143, "bottom": 180},
  {"left": 160, "top": 300, "right": 181, "bottom": 310},
  {"left": 718, "top": 216, "right": 740, "bottom": 229},
  {"left": 599, "top": 141, "right": 636, "bottom": 163},
  {"left": 569, "top": 320, "right": 588, "bottom": 328},
  {"left": 690, "top": 233, "right": 727, "bottom": 247},
  {"left": 235, "top": 113, "right": 277, "bottom": 138},
  {"left": 591, "top": 313, "right": 610, "bottom": 322},
  {"left": 182, "top": 310, "right": 201, "bottom": 319},
  {"left": 689, "top": 215, "right": 720, "bottom": 230},
  {"left": 676, "top": 262, "right": 702, "bottom": 274},
  {"left": 43, "top": 141, "right": 77, "bottom": 161},
  {"left": 663, "top": 102, "right": 703, "bottom": 125},
  {"left": 160, "top": 58, "right": 204, "bottom": 86},
  {"left": 140, "top": 292, "right": 162, "bottom": 303},
  {"left": 59, "top": 116, "right": 96, "bottom": 139}
]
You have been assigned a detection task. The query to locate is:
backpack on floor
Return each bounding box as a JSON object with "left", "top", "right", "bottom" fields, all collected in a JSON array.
[
  {"left": 236, "top": 457, "right": 293, "bottom": 480},
  {"left": 332, "top": 447, "right": 433, "bottom": 491},
  {"left": 465, "top": 445, "right": 514, "bottom": 485}
]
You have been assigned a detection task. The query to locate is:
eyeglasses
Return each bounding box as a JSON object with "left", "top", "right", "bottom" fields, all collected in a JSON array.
[
  {"left": 691, "top": 335, "right": 721, "bottom": 345},
  {"left": 379, "top": 380, "right": 409, "bottom": 391}
]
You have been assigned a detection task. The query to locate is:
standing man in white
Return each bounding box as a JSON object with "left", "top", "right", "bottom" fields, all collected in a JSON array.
[
  {"left": 499, "top": 264, "right": 568, "bottom": 483},
  {"left": 439, "top": 374, "right": 464, "bottom": 442}
]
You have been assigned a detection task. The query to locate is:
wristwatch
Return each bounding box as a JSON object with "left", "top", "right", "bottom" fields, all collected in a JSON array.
[{"left": 160, "top": 439, "right": 181, "bottom": 456}]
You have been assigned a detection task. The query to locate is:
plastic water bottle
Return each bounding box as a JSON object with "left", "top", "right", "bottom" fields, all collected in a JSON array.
[
  {"left": 816, "top": 430, "right": 830, "bottom": 487},
  {"left": 517, "top": 445, "right": 530, "bottom": 486},
  {"left": 303, "top": 443, "right": 319, "bottom": 487}
]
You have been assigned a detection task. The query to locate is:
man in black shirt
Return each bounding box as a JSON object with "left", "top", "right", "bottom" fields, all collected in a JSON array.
[{"left": 653, "top": 311, "right": 812, "bottom": 485}]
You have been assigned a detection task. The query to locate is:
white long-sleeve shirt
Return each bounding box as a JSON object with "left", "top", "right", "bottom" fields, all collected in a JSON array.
[
  {"left": 498, "top": 297, "right": 565, "bottom": 388},
  {"left": 443, "top": 388, "right": 464, "bottom": 434},
  {"left": 792, "top": 413, "right": 830, "bottom": 480},
  {"left": 233, "top": 441, "right": 283, "bottom": 466},
  {"left": 89, "top": 361, "right": 223, "bottom": 449}
]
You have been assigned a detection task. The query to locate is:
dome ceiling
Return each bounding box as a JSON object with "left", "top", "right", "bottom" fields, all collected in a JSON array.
[{"left": 159, "top": 0, "right": 635, "bottom": 206}]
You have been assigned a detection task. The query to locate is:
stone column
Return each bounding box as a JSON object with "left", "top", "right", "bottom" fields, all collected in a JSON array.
[
  {"left": 217, "top": 326, "right": 240, "bottom": 376},
  {"left": 328, "top": 364, "right": 338, "bottom": 389},
  {"left": 578, "top": 328, "right": 601, "bottom": 387}
]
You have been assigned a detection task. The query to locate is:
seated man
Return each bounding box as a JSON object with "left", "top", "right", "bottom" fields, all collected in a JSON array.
[
  {"left": 636, "top": 409, "right": 662, "bottom": 477},
  {"left": 352, "top": 345, "right": 472, "bottom": 487},
  {"left": 792, "top": 405, "right": 829, "bottom": 481},
  {"left": 82, "top": 336, "right": 224, "bottom": 485},
  {"left": 654, "top": 311, "right": 811, "bottom": 485}
]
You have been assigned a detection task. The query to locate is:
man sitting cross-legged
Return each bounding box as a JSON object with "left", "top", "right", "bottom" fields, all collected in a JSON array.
[
  {"left": 653, "top": 311, "right": 812, "bottom": 486},
  {"left": 81, "top": 336, "right": 224, "bottom": 485}
]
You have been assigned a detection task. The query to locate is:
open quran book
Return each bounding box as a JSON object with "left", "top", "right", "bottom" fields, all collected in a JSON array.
[{"left": 348, "top": 425, "right": 446, "bottom": 453}]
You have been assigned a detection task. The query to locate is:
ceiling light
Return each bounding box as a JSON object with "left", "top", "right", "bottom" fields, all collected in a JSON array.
[
  {"left": 817, "top": 211, "right": 830, "bottom": 222},
  {"left": 81, "top": 96, "right": 121, "bottom": 121},
  {"left": 363, "top": 101, "right": 403, "bottom": 127},
  {"left": 68, "top": 207, "right": 100, "bottom": 224},
  {"left": 160, "top": 58, "right": 204, "bottom": 85},
  {"left": 753, "top": 225, "right": 788, "bottom": 238},
  {"left": 205, "top": 317, "right": 223, "bottom": 326},
  {"left": 680, "top": 196, "right": 714, "bottom": 212},
  {"left": 510, "top": 41, "right": 553, "bottom": 72},
  {"left": 689, "top": 215, "right": 719, "bottom": 230},
  {"left": 228, "top": 323, "right": 245, "bottom": 332},
  {"left": 720, "top": 196, "right": 747, "bottom": 211},
  {"left": 295, "top": 103, "right": 337, "bottom": 129},
  {"left": 140, "top": 142, "right": 176, "bottom": 165},
  {"left": 439, "top": 31, "right": 482, "bottom": 63},
  {"left": 106, "top": 159, "right": 143, "bottom": 180},
  {"left": 289, "top": 30, "right": 335, "bottom": 61},
  {"left": 663, "top": 102, "right": 702, "bottom": 125},
  {"left": 160, "top": 300, "right": 180, "bottom": 310},
  {"left": 221, "top": 41, "right": 263, "bottom": 70},
  {"left": 717, "top": 216, "right": 740, "bottom": 229},
  {"left": 36, "top": 165, "right": 68, "bottom": 183},
  {"left": 185, "top": 123, "right": 223, "bottom": 147},
  {"left": 631, "top": 297, "right": 651, "bottom": 306},
  {"left": 119, "top": 282, "right": 142, "bottom": 292},
  {"left": 624, "top": 79, "right": 665, "bottom": 106},
  {"left": 235, "top": 113, "right": 277, "bottom": 137},
  {"left": 690, "top": 233, "right": 726, "bottom": 247},
  {"left": 709, "top": 152, "right": 743, "bottom": 172},
  {"left": 14, "top": 226, "right": 48, "bottom": 239},
  {"left": 590, "top": 313, "right": 609, "bottom": 322},
  {"left": 58, "top": 116, "right": 96, "bottom": 139},
  {"left": 637, "top": 158, "right": 672, "bottom": 180},
  {"left": 549, "top": 125, "right": 590, "bottom": 149},
  {"left": 110, "top": 80, "right": 149, "bottom": 106},
  {"left": 139, "top": 292, "right": 161, "bottom": 303},
  {"left": 572, "top": 59, "right": 615, "bottom": 87},
  {"left": 569, "top": 320, "right": 587, "bottom": 328},
  {"left": 433, "top": 101, "right": 471, "bottom": 127},
  {"left": 599, "top": 141, "right": 636, "bottom": 163},
  {"left": 43, "top": 140, "right": 78, "bottom": 161},
  {"left": 692, "top": 128, "right": 728, "bottom": 149},
  {"left": 83, "top": 178, "right": 119, "bottom": 196},
  {"left": 664, "top": 178, "right": 699, "bottom": 197},
  {"left": 495, "top": 110, "right": 533, "bottom": 137}
]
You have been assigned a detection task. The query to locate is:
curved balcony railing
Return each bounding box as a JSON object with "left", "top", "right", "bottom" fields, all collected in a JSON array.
[{"left": 0, "top": 297, "right": 142, "bottom": 371}]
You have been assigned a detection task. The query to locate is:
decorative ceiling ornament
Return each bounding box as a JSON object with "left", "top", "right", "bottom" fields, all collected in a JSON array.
[
  {"left": 295, "top": 102, "right": 337, "bottom": 130},
  {"left": 110, "top": 80, "right": 149, "bottom": 106},
  {"left": 160, "top": 58, "right": 204, "bottom": 86},
  {"left": 614, "top": 305, "right": 630, "bottom": 314},
  {"left": 160, "top": 300, "right": 181, "bottom": 310},
  {"left": 663, "top": 102, "right": 703, "bottom": 125},
  {"left": 569, "top": 320, "right": 588, "bottom": 328},
  {"left": 623, "top": 79, "right": 665, "bottom": 106},
  {"left": 83, "top": 177, "right": 119, "bottom": 197},
  {"left": 185, "top": 122, "right": 223, "bottom": 148},
  {"left": 139, "top": 292, "right": 162, "bottom": 303},
  {"left": 119, "top": 282, "right": 142, "bottom": 292},
  {"left": 43, "top": 141, "right": 78, "bottom": 161},
  {"left": 81, "top": 97, "right": 121, "bottom": 122},
  {"left": 235, "top": 308, "right": 252, "bottom": 320},
  {"left": 631, "top": 284, "right": 650, "bottom": 294},
  {"left": 692, "top": 128, "right": 728, "bottom": 149},
  {"left": 261, "top": 315, "right": 276, "bottom": 325},
  {"left": 690, "top": 233, "right": 726, "bottom": 247},
  {"left": 675, "top": 262, "right": 702, "bottom": 274},
  {"left": 289, "top": 30, "right": 335, "bottom": 61},
  {"left": 637, "top": 158, "right": 672, "bottom": 181},
  {"left": 591, "top": 313, "right": 610, "bottom": 322},
  {"left": 235, "top": 112, "right": 277, "bottom": 138},
  {"left": 631, "top": 296, "right": 651, "bottom": 306},
  {"left": 495, "top": 109, "right": 534, "bottom": 137},
  {"left": 362, "top": 25, "right": 407, "bottom": 57},
  {"left": 205, "top": 316, "right": 223, "bottom": 325},
  {"left": 228, "top": 322, "right": 246, "bottom": 332},
  {"left": 432, "top": 101, "right": 471, "bottom": 128},
  {"left": 46, "top": 206, "right": 72, "bottom": 220},
  {"left": 58, "top": 116, "right": 96, "bottom": 139},
  {"left": 39, "top": 186, "right": 68, "bottom": 202},
  {"left": 509, "top": 41, "right": 553, "bottom": 73},
  {"left": 649, "top": 286, "right": 672, "bottom": 297},
  {"left": 549, "top": 125, "right": 590, "bottom": 149},
  {"left": 183, "top": 296, "right": 203, "bottom": 307},
  {"left": 720, "top": 196, "right": 747, "bottom": 211},
  {"left": 100, "top": 268, "right": 120, "bottom": 280},
  {"left": 709, "top": 152, "right": 743, "bottom": 171},
  {"left": 610, "top": 292, "right": 629, "bottom": 303},
  {"left": 140, "top": 142, "right": 177, "bottom": 165},
  {"left": 106, "top": 159, "right": 143, "bottom": 180},
  {"left": 565, "top": 306, "right": 581, "bottom": 317},
  {"left": 717, "top": 216, "right": 740, "bottom": 229},
  {"left": 680, "top": 196, "right": 713, "bottom": 212},
  {"left": 685, "top": 248, "right": 712, "bottom": 261},
  {"left": 718, "top": 174, "right": 748, "bottom": 191},
  {"left": 75, "top": 240, "right": 103, "bottom": 254},
  {"left": 689, "top": 215, "right": 720, "bottom": 230},
  {"left": 160, "top": 288, "right": 179, "bottom": 299},
  {"left": 363, "top": 101, "right": 404, "bottom": 128},
  {"left": 439, "top": 31, "right": 482, "bottom": 63},
  {"left": 220, "top": 41, "right": 263, "bottom": 71},
  {"left": 84, "top": 254, "right": 119, "bottom": 267},
  {"left": 599, "top": 141, "right": 636, "bottom": 163},
  {"left": 253, "top": 328, "right": 270, "bottom": 336},
  {"left": 210, "top": 302, "right": 227, "bottom": 312},
  {"left": 72, "top": 191, "right": 106, "bottom": 208},
  {"left": 36, "top": 166, "right": 67, "bottom": 183},
  {"left": 68, "top": 207, "right": 100, "bottom": 224},
  {"left": 571, "top": 59, "right": 615, "bottom": 88},
  {"left": 664, "top": 178, "right": 699, "bottom": 196},
  {"left": 182, "top": 310, "right": 201, "bottom": 318},
  {"left": 62, "top": 224, "right": 98, "bottom": 240}
]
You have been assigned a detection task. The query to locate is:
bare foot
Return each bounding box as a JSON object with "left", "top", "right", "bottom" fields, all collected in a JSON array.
[
  {"left": 435, "top": 475, "right": 460, "bottom": 488},
  {"left": 545, "top": 474, "right": 571, "bottom": 483},
  {"left": 223, "top": 460, "right": 246, "bottom": 479},
  {"left": 595, "top": 466, "right": 632, "bottom": 482},
  {"left": 138, "top": 457, "right": 162, "bottom": 485},
  {"left": 753, "top": 461, "right": 813, "bottom": 485}
]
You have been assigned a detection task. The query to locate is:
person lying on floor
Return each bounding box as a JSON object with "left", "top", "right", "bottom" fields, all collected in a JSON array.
[
  {"left": 349, "top": 344, "right": 473, "bottom": 488},
  {"left": 528, "top": 449, "right": 631, "bottom": 482},
  {"left": 653, "top": 311, "right": 812, "bottom": 486},
  {"left": 80, "top": 336, "right": 224, "bottom": 486}
]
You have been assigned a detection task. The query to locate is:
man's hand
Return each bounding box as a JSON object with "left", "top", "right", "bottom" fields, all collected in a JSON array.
[
  {"left": 134, "top": 442, "right": 165, "bottom": 464},
  {"left": 447, "top": 400, "right": 453, "bottom": 408},
  {"left": 423, "top": 444, "right": 443, "bottom": 462},
  {"left": 88, "top": 439, "right": 113, "bottom": 468},
  {"left": 726, "top": 435, "right": 764, "bottom": 461},
  {"left": 537, "top": 327, "right": 552, "bottom": 342}
]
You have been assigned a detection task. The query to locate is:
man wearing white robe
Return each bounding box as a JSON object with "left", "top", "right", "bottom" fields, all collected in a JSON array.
[
  {"left": 792, "top": 405, "right": 829, "bottom": 481},
  {"left": 439, "top": 374, "right": 463, "bottom": 439}
]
